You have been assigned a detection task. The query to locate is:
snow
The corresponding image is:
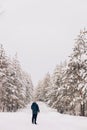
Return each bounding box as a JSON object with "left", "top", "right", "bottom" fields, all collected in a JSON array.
[{"left": 0, "top": 102, "right": 87, "bottom": 130}]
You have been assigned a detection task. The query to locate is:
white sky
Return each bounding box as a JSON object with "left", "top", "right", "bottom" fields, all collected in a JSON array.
[{"left": 0, "top": 0, "right": 87, "bottom": 86}]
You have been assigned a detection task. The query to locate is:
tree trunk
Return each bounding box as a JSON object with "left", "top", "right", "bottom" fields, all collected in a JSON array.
[{"left": 80, "top": 103, "right": 85, "bottom": 116}]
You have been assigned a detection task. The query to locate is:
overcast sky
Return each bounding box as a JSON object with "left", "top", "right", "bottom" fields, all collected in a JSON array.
[{"left": 0, "top": 0, "right": 87, "bottom": 86}]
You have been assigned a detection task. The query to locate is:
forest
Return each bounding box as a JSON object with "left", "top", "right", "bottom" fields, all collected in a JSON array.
[
  {"left": 0, "top": 44, "right": 33, "bottom": 111},
  {"left": 0, "top": 30, "right": 87, "bottom": 116},
  {"left": 35, "top": 30, "right": 87, "bottom": 116}
]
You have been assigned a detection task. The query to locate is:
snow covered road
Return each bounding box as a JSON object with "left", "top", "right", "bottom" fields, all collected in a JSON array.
[{"left": 0, "top": 102, "right": 87, "bottom": 130}]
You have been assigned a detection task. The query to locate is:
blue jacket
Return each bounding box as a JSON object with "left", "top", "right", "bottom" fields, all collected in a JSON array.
[{"left": 31, "top": 102, "right": 40, "bottom": 114}]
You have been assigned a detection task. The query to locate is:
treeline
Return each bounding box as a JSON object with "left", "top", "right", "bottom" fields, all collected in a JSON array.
[
  {"left": 35, "top": 30, "right": 87, "bottom": 116},
  {"left": 0, "top": 44, "right": 33, "bottom": 112}
]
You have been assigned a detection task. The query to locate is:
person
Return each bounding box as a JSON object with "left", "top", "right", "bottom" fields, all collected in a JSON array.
[{"left": 31, "top": 101, "right": 40, "bottom": 124}]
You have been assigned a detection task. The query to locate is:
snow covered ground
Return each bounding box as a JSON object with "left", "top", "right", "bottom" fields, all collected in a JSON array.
[{"left": 0, "top": 102, "right": 87, "bottom": 130}]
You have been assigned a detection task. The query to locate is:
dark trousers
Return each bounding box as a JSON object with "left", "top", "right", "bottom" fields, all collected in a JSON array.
[{"left": 32, "top": 114, "right": 37, "bottom": 124}]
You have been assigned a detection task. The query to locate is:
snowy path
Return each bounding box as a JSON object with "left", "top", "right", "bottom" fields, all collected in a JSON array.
[{"left": 0, "top": 102, "right": 87, "bottom": 130}]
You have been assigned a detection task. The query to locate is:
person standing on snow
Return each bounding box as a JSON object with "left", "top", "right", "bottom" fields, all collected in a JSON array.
[{"left": 31, "top": 102, "right": 40, "bottom": 124}]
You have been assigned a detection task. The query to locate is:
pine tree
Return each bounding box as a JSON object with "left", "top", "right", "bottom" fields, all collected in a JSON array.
[
  {"left": 35, "top": 73, "right": 51, "bottom": 102},
  {"left": 23, "top": 72, "right": 33, "bottom": 104},
  {"left": 0, "top": 45, "right": 33, "bottom": 111},
  {"left": 47, "top": 63, "right": 67, "bottom": 113},
  {"left": 0, "top": 44, "right": 10, "bottom": 111},
  {"left": 64, "top": 29, "right": 87, "bottom": 116}
]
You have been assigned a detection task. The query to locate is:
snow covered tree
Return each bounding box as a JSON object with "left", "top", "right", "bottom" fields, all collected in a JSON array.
[
  {"left": 0, "top": 44, "right": 9, "bottom": 69},
  {"left": 63, "top": 29, "right": 87, "bottom": 116},
  {"left": 35, "top": 73, "right": 51, "bottom": 102},
  {"left": 36, "top": 29, "right": 87, "bottom": 116},
  {"left": 0, "top": 44, "right": 11, "bottom": 111},
  {"left": 12, "top": 54, "right": 27, "bottom": 109},
  {"left": 34, "top": 80, "right": 44, "bottom": 101},
  {"left": 47, "top": 62, "right": 67, "bottom": 113},
  {"left": 10, "top": 53, "right": 33, "bottom": 110},
  {"left": 0, "top": 44, "right": 33, "bottom": 112},
  {"left": 22, "top": 72, "right": 33, "bottom": 104},
  {"left": 45, "top": 30, "right": 87, "bottom": 116}
]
